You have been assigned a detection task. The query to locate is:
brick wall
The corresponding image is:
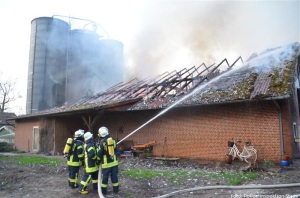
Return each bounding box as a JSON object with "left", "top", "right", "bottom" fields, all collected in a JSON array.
[
  {"left": 15, "top": 99, "right": 293, "bottom": 163},
  {"left": 96, "top": 100, "right": 292, "bottom": 163}
]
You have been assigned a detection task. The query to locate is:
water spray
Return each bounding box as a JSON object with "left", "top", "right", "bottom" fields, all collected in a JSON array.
[
  {"left": 117, "top": 63, "right": 242, "bottom": 145},
  {"left": 117, "top": 43, "right": 298, "bottom": 145}
]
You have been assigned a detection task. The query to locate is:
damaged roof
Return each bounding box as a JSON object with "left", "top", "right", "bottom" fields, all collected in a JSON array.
[
  {"left": 17, "top": 42, "right": 299, "bottom": 118},
  {"left": 129, "top": 42, "right": 299, "bottom": 109}
]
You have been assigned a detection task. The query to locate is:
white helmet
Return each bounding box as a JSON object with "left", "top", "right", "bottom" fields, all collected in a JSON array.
[
  {"left": 74, "top": 129, "right": 84, "bottom": 138},
  {"left": 98, "top": 126, "right": 109, "bottom": 137},
  {"left": 84, "top": 132, "right": 93, "bottom": 141}
]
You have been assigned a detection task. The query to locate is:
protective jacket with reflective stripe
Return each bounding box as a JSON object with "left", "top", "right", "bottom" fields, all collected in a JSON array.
[
  {"left": 84, "top": 139, "right": 99, "bottom": 173},
  {"left": 98, "top": 136, "right": 118, "bottom": 169},
  {"left": 67, "top": 139, "right": 84, "bottom": 166}
]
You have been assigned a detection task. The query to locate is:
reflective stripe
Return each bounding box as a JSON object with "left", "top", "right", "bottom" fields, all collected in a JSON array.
[
  {"left": 69, "top": 177, "right": 76, "bottom": 182},
  {"left": 84, "top": 143, "right": 99, "bottom": 172},
  {"left": 101, "top": 183, "right": 107, "bottom": 187},
  {"left": 112, "top": 182, "right": 119, "bottom": 187},
  {"left": 80, "top": 175, "right": 91, "bottom": 187},
  {"left": 92, "top": 179, "right": 98, "bottom": 184},
  {"left": 101, "top": 154, "right": 118, "bottom": 168},
  {"left": 67, "top": 161, "right": 81, "bottom": 166},
  {"left": 67, "top": 140, "right": 84, "bottom": 166}
]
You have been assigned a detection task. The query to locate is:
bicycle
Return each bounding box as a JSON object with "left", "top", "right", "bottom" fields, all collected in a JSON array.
[{"left": 225, "top": 140, "right": 257, "bottom": 165}]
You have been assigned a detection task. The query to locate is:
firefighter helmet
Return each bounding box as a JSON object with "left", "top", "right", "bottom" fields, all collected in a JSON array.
[
  {"left": 74, "top": 129, "right": 84, "bottom": 138},
  {"left": 98, "top": 126, "right": 109, "bottom": 137},
  {"left": 84, "top": 132, "right": 93, "bottom": 141}
]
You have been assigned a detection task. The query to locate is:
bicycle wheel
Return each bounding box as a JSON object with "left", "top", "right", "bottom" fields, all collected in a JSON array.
[{"left": 244, "top": 148, "right": 257, "bottom": 163}]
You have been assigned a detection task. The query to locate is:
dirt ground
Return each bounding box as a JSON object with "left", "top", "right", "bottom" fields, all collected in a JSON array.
[{"left": 1, "top": 152, "right": 300, "bottom": 198}]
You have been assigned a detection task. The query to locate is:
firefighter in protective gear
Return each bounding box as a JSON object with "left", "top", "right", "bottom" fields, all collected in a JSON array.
[
  {"left": 78, "top": 132, "right": 100, "bottom": 195},
  {"left": 97, "top": 126, "right": 119, "bottom": 195},
  {"left": 67, "top": 129, "right": 84, "bottom": 188}
]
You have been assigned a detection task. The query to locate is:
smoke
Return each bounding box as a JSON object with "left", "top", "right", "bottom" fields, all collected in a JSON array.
[{"left": 123, "top": 0, "right": 299, "bottom": 81}]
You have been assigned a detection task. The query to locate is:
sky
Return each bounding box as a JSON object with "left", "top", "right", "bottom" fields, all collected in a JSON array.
[{"left": 0, "top": 0, "right": 299, "bottom": 115}]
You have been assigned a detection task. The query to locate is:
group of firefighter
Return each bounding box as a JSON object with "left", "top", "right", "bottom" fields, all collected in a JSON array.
[{"left": 63, "top": 126, "right": 119, "bottom": 195}]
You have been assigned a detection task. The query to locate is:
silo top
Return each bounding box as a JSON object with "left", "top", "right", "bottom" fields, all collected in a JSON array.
[{"left": 31, "top": 17, "right": 71, "bottom": 30}]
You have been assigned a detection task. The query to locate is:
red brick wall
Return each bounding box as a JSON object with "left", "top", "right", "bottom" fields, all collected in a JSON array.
[
  {"left": 15, "top": 100, "right": 293, "bottom": 163},
  {"left": 97, "top": 100, "right": 292, "bottom": 163}
]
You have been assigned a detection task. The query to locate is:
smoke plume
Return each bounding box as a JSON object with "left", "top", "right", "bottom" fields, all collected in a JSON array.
[{"left": 123, "top": 0, "right": 299, "bottom": 81}]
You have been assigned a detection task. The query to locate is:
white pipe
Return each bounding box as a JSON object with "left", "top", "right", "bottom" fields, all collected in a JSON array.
[{"left": 153, "top": 183, "right": 300, "bottom": 198}]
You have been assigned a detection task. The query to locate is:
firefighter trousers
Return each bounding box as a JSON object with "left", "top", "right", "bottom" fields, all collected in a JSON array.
[
  {"left": 101, "top": 165, "right": 119, "bottom": 194},
  {"left": 79, "top": 170, "right": 98, "bottom": 191},
  {"left": 68, "top": 166, "right": 80, "bottom": 188}
]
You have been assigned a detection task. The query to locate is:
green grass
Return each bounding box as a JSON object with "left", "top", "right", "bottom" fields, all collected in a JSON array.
[
  {"left": 122, "top": 169, "right": 257, "bottom": 186},
  {"left": 0, "top": 155, "right": 63, "bottom": 167},
  {"left": 220, "top": 172, "right": 257, "bottom": 185}
]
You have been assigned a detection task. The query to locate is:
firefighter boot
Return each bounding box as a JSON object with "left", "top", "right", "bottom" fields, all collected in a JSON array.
[
  {"left": 113, "top": 186, "right": 119, "bottom": 193},
  {"left": 78, "top": 186, "right": 88, "bottom": 195},
  {"left": 101, "top": 187, "right": 107, "bottom": 195}
]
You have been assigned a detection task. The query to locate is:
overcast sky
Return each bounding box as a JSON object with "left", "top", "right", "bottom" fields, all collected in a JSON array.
[{"left": 0, "top": 0, "right": 299, "bottom": 115}]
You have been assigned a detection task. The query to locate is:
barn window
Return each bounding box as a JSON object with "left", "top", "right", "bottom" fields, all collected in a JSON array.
[{"left": 32, "top": 127, "right": 39, "bottom": 151}]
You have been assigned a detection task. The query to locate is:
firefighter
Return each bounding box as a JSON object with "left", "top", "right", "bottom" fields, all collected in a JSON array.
[
  {"left": 66, "top": 129, "right": 84, "bottom": 188},
  {"left": 78, "top": 132, "right": 99, "bottom": 195},
  {"left": 97, "top": 126, "right": 119, "bottom": 195}
]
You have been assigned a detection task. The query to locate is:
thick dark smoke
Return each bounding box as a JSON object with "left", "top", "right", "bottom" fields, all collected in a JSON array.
[{"left": 124, "top": 0, "right": 299, "bottom": 81}]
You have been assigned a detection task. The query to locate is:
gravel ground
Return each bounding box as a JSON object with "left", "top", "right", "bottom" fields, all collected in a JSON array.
[{"left": 1, "top": 153, "right": 300, "bottom": 198}]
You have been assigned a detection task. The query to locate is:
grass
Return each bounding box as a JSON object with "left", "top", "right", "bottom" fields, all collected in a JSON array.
[
  {"left": 122, "top": 168, "right": 257, "bottom": 186},
  {"left": 0, "top": 155, "right": 63, "bottom": 167},
  {"left": 220, "top": 172, "right": 257, "bottom": 185}
]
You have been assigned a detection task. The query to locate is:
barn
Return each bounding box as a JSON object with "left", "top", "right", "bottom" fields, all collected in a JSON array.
[{"left": 14, "top": 42, "right": 299, "bottom": 163}]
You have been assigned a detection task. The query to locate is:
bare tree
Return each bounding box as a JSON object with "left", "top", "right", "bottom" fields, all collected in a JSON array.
[{"left": 0, "top": 75, "right": 21, "bottom": 112}]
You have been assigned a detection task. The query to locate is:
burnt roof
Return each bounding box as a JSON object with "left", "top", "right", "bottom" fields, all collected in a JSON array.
[
  {"left": 16, "top": 42, "right": 299, "bottom": 119},
  {"left": 130, "top": 43, "right": 299, "bottom": 109}
]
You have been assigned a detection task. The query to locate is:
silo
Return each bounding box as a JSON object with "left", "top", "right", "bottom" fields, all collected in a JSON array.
[
  {"left": 26, "top": 17, "right": 70, "bottom": 114},
  {"left": 97, "top": 39, "right": 124, "bottom": 91},
  {"left": 66, "top": 29, "right": 100, "bottom": 103}
]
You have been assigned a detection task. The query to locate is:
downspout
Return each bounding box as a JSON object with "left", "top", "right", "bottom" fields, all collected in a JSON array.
[{"left": 273, "top": 100, "right": 284, "bottom": 156}]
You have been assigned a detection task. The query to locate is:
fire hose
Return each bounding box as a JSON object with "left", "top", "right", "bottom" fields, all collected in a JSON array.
[
  {"left": 97, "top": 165, "right": 105, "bottom": 198},
  {"left": 153, "top": 183, "right": 300, "bottom": 198}
]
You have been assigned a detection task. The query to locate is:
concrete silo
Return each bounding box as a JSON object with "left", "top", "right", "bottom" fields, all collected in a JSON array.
[
  {"left": 26, "top": 16, "right": 124, "bottom": 113},
  {"left": 26, "top": 17, "right": 70, "bottom": 114}
]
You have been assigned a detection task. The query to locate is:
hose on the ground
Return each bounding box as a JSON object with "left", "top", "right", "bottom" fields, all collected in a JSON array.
[{"left": 153, "top": 183, "right": 300, "bottom": 198}]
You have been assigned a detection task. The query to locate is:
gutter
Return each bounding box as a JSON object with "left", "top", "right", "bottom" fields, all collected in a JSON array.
[
  {"left": 273, "top": 100, "right": 284, "bottom": 156},
  {"left": 12, "top": 98, "right": 142, "bottom": 120}
]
